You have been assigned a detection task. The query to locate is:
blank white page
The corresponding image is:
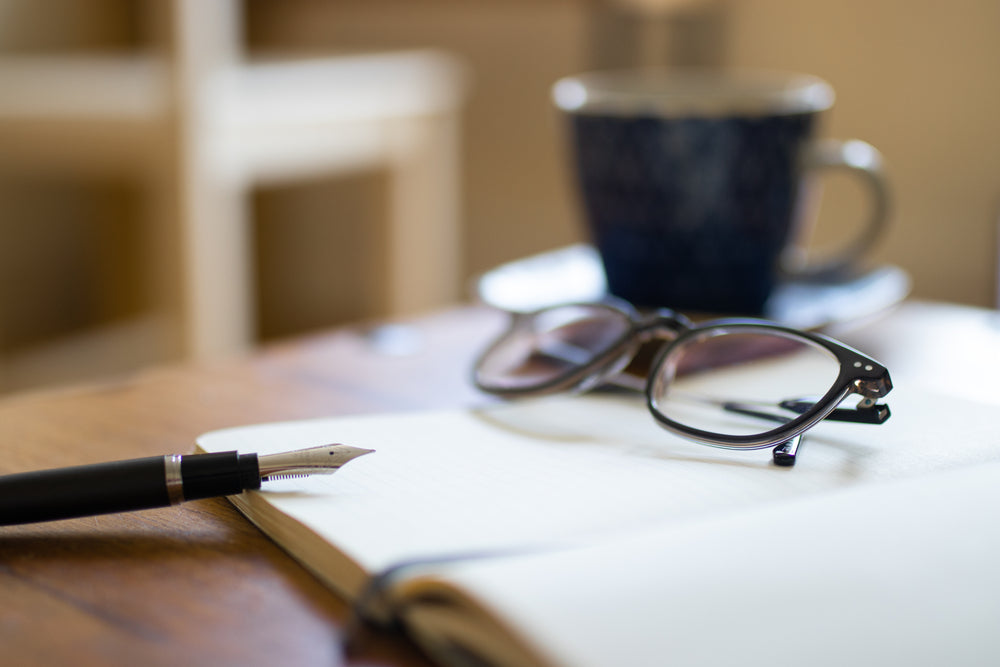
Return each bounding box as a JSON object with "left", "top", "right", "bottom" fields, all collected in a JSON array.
[
  {"left": 420, "top": 459, "right": 1000, "bottom": 667},
  {"left": 197, "top": 383, "right": 998, "bottom": 598}
]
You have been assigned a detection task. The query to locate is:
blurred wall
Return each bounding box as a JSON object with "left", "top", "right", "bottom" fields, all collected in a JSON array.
[
  {"left": 245, "top": 0, "right": 593, "bottom": 303},
  {"left": 0, "top": 0, "right": 146, "bottom": 359},
  {"left": 0, "top": 0, "right": 997, "bottom": 377}
]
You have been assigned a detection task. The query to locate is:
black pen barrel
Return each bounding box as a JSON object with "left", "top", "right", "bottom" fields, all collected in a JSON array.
[
  {"left": 181, "top": 451, "right": 261, "bottom": 501},
  {"left": 0, "top": 452, "right": 262, "bottom": 525},
  {"left": 0, "top": 456, "right": 171, "bottom": 525}
]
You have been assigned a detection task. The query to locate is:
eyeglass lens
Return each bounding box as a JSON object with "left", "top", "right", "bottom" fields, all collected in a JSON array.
[
  {"left": 475, "top": 304, "right": 633, "bottom": 392},
  {"left": 649, "top": 331, "right": 842, "bottom": 438}
]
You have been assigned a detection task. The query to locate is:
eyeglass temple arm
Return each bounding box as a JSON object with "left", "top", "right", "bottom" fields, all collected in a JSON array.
[
  {"left": 712, "top": 404, "right": 802, "bottom": 466},
  {"left": 771, "top": 435, "right": 801, "bottom": 467},
  {"left": 721, "top": 396, "right": 890, "bottom": 426},
  {"left": 779, "top": 398, "right": 890, "bottom": 424},
  {"left": 722, "top": 397, "right": 888, "bottom": 467}
]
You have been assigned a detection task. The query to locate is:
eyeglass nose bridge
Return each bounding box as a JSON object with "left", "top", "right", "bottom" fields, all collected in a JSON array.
[{"left": 634, "top": 309, "right": 693, "bottom": 340}]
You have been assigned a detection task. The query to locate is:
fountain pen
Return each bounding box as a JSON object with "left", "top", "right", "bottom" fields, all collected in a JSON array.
[{"left": 0, "top": 444, "right": 372, "bottom": 525}]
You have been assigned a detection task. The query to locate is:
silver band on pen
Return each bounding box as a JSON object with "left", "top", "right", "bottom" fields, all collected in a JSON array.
[{"left": 164, "top": 454, "right": 185, "bottom": 504}]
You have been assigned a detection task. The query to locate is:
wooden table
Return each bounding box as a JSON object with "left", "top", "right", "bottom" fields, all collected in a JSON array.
[{"left": 1, "top": 300, "right": 997, "bottom": 666}]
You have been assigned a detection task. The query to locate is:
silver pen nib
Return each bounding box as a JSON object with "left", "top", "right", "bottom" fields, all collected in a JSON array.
[{"left": 258, "top": 444, "right": 373, "bottom": 482}]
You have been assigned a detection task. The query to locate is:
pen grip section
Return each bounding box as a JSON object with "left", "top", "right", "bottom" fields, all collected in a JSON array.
[
  {"left": 0, "top": 456, "right": 169, "bottom": 525},
  {"left": 181, "top": 452, "right": 260, "bottom": 500},
  {"left": 181, "top": 451, "right": 260, "bottom": 500}
]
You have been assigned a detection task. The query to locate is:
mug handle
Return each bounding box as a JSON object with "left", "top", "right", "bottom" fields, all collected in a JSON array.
[{"left": 783, "top": 139, "right": 890, "bottom": 282}]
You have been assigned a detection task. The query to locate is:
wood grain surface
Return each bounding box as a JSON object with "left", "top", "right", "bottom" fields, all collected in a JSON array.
[{"left": 0, "top": 306, "right": 506, "bottom": 667}]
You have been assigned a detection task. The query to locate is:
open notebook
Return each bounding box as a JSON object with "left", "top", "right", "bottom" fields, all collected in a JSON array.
[{"left": 197, "top": 386, "right": 1000, "bottom": 667}]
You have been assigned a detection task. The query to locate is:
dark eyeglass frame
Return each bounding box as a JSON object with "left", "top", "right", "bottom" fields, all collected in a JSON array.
[{"left": 473, "top": 300, "right": 892, "bottom": 466}]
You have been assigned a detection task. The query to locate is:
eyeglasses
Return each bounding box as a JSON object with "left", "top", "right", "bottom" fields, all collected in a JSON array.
[{"left": 473, "top": 300, "right": 892, "bottom": 466}]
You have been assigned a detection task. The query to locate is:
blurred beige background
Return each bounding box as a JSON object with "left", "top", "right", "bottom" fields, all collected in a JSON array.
[{"left": 0, "top": 0, "right": 998, "bottom": 392}]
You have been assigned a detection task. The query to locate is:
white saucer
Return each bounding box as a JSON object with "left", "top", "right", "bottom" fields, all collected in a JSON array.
[{"left": 475, "top": 244, "right": 911, "bottom": 330}]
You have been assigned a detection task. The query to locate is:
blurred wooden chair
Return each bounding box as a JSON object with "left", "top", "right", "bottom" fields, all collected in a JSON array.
[{"left": 0, "top": 0, "right": 465, "bottom": 379}]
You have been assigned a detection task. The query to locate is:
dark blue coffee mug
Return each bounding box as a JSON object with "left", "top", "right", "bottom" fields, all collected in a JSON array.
[{"left": 553, "top": 69, "right": 888, "bottom": 315}]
